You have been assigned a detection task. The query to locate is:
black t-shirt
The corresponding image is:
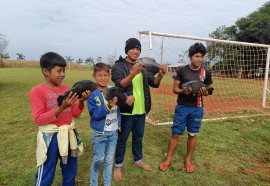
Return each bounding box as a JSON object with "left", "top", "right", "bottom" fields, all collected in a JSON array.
[{"left": 172, "top": 65, "right": 213, "bottom": 107}]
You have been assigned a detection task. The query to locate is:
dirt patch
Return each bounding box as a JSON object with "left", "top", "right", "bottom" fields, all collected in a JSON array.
[{"left": 241, "top": 156, "right": 270, "bottom": 180}]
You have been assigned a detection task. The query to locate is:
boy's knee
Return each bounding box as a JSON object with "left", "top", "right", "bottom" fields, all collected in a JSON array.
[{"left": 171, "top": 134, "right": 181, "bottom": 140}]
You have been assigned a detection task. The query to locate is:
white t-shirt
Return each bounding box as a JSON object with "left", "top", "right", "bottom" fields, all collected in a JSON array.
[{"left": 102, "top": 93, "right": 118, "bottom": 131}]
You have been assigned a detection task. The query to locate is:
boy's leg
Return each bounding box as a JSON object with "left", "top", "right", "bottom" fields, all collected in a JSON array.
[
  {"left": 60, "top": 155, "right": 77, "bottom": 186},
  {"left": 185, "top": 134, "right": 196, "bottom": 172},
  {"left": 162, "top": 134, "right": 181, "bottom": 166},
  {"left": 132, "top": 114, "right": 152, "bottom": 171},
  {"left": 114, "top": 115, "right": 134, "bottom": 163},
  {"left": 90, "top": 132, "right": 107, "bottom": 186},
  {"left": 35, "top": 133, "right": 58, "bottom": 186},
  {"left": 185, "top": 107, "right": 203, "bottom": 173},
  {"left": 114, "top": 115, "right": 134, "bottom": 181},
  {"left": 160, "top": 105, "right": 187, "bottom": 171},
  {"left": 103, "top": 131, "right": 118, "bottom": 186}
]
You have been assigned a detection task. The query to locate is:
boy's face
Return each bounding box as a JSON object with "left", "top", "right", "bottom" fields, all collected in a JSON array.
[
  {"left": 127, "top": 47, "right": 141, "bottom": 61},
  {"left": 93, "top": 70, "right": 110, "bottom": 89},
  {"left": 189, "top": 53, "right": 204, "bottom": 68},
  {"left": 44, "top": 66, "right": 65, "bottom": 86}
]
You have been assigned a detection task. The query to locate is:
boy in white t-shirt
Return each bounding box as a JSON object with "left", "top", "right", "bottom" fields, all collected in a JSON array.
[{"left": 87, "top": 63, "right": 121, "bottom": 186}]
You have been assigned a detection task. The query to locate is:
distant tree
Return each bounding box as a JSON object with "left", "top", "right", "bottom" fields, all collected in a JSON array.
[
  {"left": 65, "top": 56, "right": 74, "bottom": 62},
  {"left": 209, "top": 2, "right": 270, "bottom": 44},
  {"left": 0, "top": 53, "right": 10, "bottom": 59},
  {"left": 96, "top": 57, "right": 102, "bottom": 63},
  {"left": 16, "top": 53, "right": 25, "bottom": 60},
  {"left": 208, "top": 2, "right": 270, "bottom": 77},
  {"left": 85, "top": 57, "right": 95, "bottom": 66},
  {"left": 76, "top": 58, "right": 83, "bottom": 64},
  {"left": 0, "top": 34, "right": 8, "bottom": 58},
  {"left": 107, "top": 55, "right": 115, "bottom": 66}
]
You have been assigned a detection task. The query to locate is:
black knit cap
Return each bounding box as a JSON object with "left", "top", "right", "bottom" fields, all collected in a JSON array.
[{"left": 125, "top": 38, "right": 141, "bottom": 54}]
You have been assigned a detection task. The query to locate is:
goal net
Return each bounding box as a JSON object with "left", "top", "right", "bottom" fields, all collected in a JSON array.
[{"left": 138, "top": 30, "right": 270, "bottom": 125}]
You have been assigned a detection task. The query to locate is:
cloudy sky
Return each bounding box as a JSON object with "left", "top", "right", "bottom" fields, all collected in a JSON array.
[{"left": 0, "top": 0, "right": 269, "bottom": 61}]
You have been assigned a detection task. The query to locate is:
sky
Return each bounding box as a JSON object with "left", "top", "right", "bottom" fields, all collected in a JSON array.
[{"left": 0, "top": 0, "right": 269, "bottom": 61}]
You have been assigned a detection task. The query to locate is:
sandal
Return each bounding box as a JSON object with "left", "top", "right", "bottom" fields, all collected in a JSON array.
[
  {"left": 135, "top": 162, "right": 153, "bottom": 171},
  {"left": 159, "top": 162, "right": 171, "bottom": 172}
]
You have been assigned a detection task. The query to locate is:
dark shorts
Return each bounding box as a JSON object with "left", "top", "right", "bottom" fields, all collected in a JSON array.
[{"left": 171, "top": 104, "right": 203, "bottom": 135}]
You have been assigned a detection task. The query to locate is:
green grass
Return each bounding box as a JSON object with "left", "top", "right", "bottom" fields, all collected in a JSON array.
[{"left": 0, "top": 68, "right": 270, "bottom": 186}]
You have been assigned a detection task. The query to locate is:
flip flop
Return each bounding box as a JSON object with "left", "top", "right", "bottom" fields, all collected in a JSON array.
[
  {"left": 159, "top": 162, "right": 171, "bottom": 172},
  {"left": 185, "top": 164, "right": 195, "bottom": 173}
]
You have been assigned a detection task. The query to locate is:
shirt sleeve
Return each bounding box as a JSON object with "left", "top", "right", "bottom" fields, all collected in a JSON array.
[
  {"left": 29, "top": 87, "right": 57, "bottom": 126},
  {"left": 87, "top": 94, "right": 109, "bottom": 120},
  {"left": 172, "top": 67, "right": 182, "bottom": 81},
  {"left": 111, "top": 63, "right": 125, "bottom": 87},
  {"left": 147, "top": 71, "right": 159, "bottom": 88}
]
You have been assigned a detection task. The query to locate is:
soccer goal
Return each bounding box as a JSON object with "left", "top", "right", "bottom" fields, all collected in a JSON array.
[{"left": 137, "top": 30, "right": 270, "bottom": 125}]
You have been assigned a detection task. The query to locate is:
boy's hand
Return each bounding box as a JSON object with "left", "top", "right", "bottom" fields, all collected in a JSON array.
[
  {"left": 131, "top": 63, "right": 141, "bottom": 76},
  {"left": 159, "top": 65, "right": 168, "bottom": 77},
  {"left": 126, "top": 95, "right": 135, "bottom": 106},
  {"left": 199, "top": 87, "right": 208, "bottom": 96},
  {"left": 107, "top": 97, "right": 118, "bottom": 109},
  {"left": 182, "top": 86, "right": 191, "bottom": 95},
  {"left": 79, "top": 90, "right": 91, "bottom": 102},
  {"left": 61, "top": 92, "right": 78, "bottom": 109}
]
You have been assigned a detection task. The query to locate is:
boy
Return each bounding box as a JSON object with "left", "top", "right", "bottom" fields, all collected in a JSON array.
[
  {"left": 111, "top": 38, "right": 167, "bottom": 181},
  {"left": 29, "top": 52, "right": 90, "bottom": 185},
  {"left": 87, "top": 63, "right": 121, "bottom": 186},
  {"left": 159, "top": 43, "right": 213, "bottom": 173}
]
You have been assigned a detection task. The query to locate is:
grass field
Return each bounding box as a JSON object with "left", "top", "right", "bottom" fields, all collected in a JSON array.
[{"left": 0, "top": 68, "right": 270, "bottom": 186}]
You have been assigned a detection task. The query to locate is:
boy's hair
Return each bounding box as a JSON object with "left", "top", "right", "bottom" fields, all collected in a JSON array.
[
  {"left": 188, "top": 43, "right": 206, "bottom": 57},
  {"left": 93, "top": 62, "right": 110, "bottom": 75},
  {"left": 40, "top": 52, "right": 67, "bottom": 71}
]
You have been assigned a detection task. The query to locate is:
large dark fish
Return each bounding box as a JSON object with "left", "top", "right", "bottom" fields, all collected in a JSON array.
[
  {"left": 103, "top": 87, "right": 127, "bottom": 107},
  {"left": 182, "top": 80, "right": 214, "bottom": 96},
  {"left": 57, "top": 80, "right": 98, "bottom": 106},
  {"left": 137, "top": 57, "right": 160, "bottom": 75}
]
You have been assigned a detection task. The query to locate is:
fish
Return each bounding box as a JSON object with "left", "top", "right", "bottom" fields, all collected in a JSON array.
[
  {"left": 103, "top": 87, "right": 127, "bottom": 107},
  {"left": 182, "top": 80, "right": 214, "bottom": 95},
  {"left": 136, "top": 57, "right": 161, "bottom": 75},
  {"left": 57, "top": 80, "right": 98, "bottom": 106}
]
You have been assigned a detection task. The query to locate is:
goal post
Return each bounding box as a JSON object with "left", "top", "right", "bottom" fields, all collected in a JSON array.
[{"left": 137, "top": 30, "right": 270, "bottom": 125}]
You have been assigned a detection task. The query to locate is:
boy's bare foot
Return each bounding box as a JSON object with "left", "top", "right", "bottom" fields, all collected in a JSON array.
[
  {"left": 113, "top": 167, "right": 123, "bottom": 181},
  {"left": 135, "top": 162, "right": 153, "bottom": 171}
]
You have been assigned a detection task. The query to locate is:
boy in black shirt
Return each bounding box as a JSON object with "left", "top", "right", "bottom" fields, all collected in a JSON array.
[{"left": 159, "top": 43, "right": 213, "bottom": 173}]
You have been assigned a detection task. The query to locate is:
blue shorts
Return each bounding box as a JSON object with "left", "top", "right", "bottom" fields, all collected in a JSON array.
[{"left": 171, "top": 105, "right": 203, "bottom": 135}]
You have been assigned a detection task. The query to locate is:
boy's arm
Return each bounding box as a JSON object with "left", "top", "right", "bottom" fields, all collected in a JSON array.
[
  {"left": 173, "top": 80, "right": 190, "bottom": 95},
  {"left": 87, "top": 94, "right": 109, "bottom": 120},
  {"left": 112, "top": 62, "right": 141, "bottom": 88},
  {"left": 148, "top": 65, "right": 167, "bottom": 88},
  {"left": 153, "top": 65, "right": 167, "bottom": 86},
  {"left": 29, "top": 88, "right": 58, "bottom": 126},
  {"left": 200, "top": 70, "right": 213, "bottom": 96}
]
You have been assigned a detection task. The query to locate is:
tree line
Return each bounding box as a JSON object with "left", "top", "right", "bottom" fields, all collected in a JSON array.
[{"left": 205, "top": 1, "right": 270, "bottom": 79}]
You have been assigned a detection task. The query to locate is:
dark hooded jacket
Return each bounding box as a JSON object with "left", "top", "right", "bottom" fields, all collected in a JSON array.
[{"left": 111, "top": 56, "right": 159, "bottom": 114}]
